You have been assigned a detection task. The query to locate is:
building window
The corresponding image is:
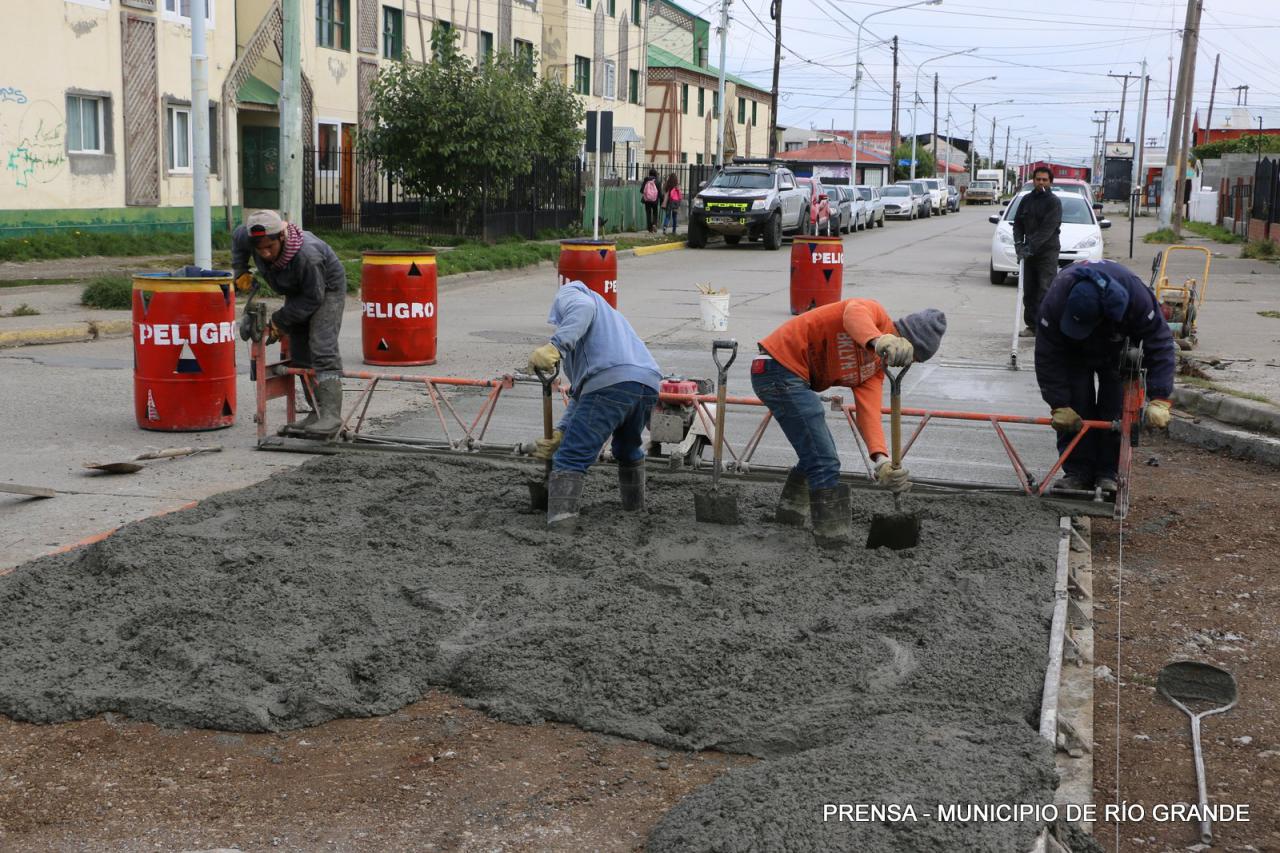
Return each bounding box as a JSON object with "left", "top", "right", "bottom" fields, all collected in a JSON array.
[
  {"left": 697, "top": 87, "right": 704, "bottom": 117},
  {"left": 513, "top": 38, "right": 535, "bottom": 70},
  {"left": 163, "top": 0, "right": 215, "bottom": 25},
  {"left": 608, "top": 0, "right": 615, "bottom": 14},
  {"left": 66, "top": 94, "right": 105, "bottom": 153},
  {"left": 696, "top": 152, "right": 704, "bottom": 165},
  {"left": 382, "top": 6, "right": 403, "bottom": 59},
  {"left": 604, "top": 60, "right": 616, "bottom": 100},
  {"left": 480, "top": 30, "right": 494, "bottom": 63},
  {"left": 629, "top": 70, "right": 640, "bottom": 104},
  {"left": 167, "top": 105, "right": 191, "bottom": 171},
  {"left": 317, "top": 0, "right": 350, "bottom": 50},
  {"left": 697, "top": 45, "right": 706, "bottom": 67},
  {"left": 577, "top": 0, "right": 590, "bottom": 8},
  {"left": 632, "top": 0, "right": 641, "bottom": 23},
  {"left": 680, "top": 152, "right": 688, "bottom": 163},
  {"left": 574, "top": 56, "right": 591, "bottom": 96},
  {"left": 712, "top": 91, "right": 719, "bottom": 119},
  {"left": 752, "top": 99, "right": 758, "bottom": 125},
  {"left": 317, "top": 123, "right": 340, "bottom": 172},
  {"left": 737, "top": 96, "right": 745, "bottom": 124},
  {"left": 681, "top": 83, "right": 689, "bottom": 114}
]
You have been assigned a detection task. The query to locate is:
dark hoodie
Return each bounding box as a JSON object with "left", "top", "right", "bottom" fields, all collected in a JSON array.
[{"left": 1012, "top": 187, "right": 1063, "bottom": 257}]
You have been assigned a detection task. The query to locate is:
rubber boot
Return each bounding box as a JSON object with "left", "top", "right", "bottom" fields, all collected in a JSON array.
[
  {"left": 279, "top": 382, "right": 320, "bottom": 436},
  {"left": 303, "top": 377, "right": 344, "bottom": 440},
  {"left": 618, "top": 460, "right": 645, "bottom": 511},
  {"left": 776, "top": 469, "right": 809, "bottom": 527},
  {"left": 547, "top": 470, "right": 585, "bottom": 529},
  {"left": 810, "top": 485, "right": 852, "bottom": 549}
]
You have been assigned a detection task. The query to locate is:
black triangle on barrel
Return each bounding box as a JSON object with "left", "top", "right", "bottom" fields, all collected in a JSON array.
[
  {"left": 807, "top": 242, "right": 817, "bottom": 252},
  {"left": 378, "top": 338, "right": 391, "bottom": 351},
  {"left": 598, "top": 249, "right": 609, "bottom": 260},
  {"left": 219, "top": 283, "right": 232, "bottom": 306},
  {"left": 823, "top": 269, "right": 833, "bottom": 282},
  {"left": 222, "top": 398, "right": 234, "bottom": 417},
  {"left": 408, "top": 263, "right": 422, "bottom": 277}
]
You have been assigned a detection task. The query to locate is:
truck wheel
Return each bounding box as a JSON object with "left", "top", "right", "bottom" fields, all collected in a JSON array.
[
  {"left": 763, "top": 212, "right": 783, "bottom": 250},
  {"left": 688, "top": 219, "right": 707, "bottom": 249},
  {"left": 724, "top": 235, "right": 741, "bottom": 245}
]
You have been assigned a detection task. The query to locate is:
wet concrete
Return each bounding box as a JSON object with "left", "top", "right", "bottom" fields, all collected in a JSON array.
[{"left": 0, "top": 453, "right": 1063, "bottom": 849}]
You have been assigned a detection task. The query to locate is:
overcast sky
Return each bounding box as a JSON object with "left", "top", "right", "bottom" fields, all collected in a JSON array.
[{"left": 704, "top": 0, "right": 1277, "bottom": 165}]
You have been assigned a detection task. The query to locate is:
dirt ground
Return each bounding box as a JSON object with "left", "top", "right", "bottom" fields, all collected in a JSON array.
[{"left": 1091, "top": 434, "right": 1280, "bottom": 853}]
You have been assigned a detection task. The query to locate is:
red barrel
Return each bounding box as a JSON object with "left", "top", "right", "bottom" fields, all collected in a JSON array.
[
  {"left": 132, "top": 272, "right": 236, "bottom": 431},
  {"left": 789, "top": 235, "right": 845, "bottom": 315},
  {"left": 361, "top": 251, "right": 438, "bottom": 366},
  {"left": 558, "top": 239, "right": 618, "bottom": 308}
]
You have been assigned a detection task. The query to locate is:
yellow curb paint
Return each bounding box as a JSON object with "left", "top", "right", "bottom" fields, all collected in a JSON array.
[
  {"left": 91, "top": 319, "right": 133, "bottom": 337},
  {"left": 0, "top": 324, "right": 93, "bottom": 348},
  {"left": 631, "top": 242, "right": 687, "bottom": 257},
  {"left": 361, "top": 255, "right": 438, "bottom": 266}
]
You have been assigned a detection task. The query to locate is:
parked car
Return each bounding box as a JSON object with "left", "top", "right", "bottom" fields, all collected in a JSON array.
[
  {"left": 896, "top": 180, "right": 932, "bottom": 217},
  {"left": 920, "top": 178, "right": 949, "bottom": 215},
  {"left": 823, "top": 184, "right": 854, "bottom": 234},
  {"left": 946, "top": 184, "right": 961, "bottom": 212},
  {"left": 988, "top": 190, "right": 1111, "bottom": 284},
  {"left": 688, "top": 160, "right": 810, "bottom": 250},
  {"left": 856, "top": 185, "right": 887, "bottom": 228},
  {"left": 836, "top": 185, "right": 870, "bottom": 231},
  {"left": 796, "top": 177, "right": 835, "bottom": 235},
  {"left": 879, "top": 184, "right": 918, "bottom": 220},
  {"left": 965, "top": 180, "right": 998, "bottom": 205}
]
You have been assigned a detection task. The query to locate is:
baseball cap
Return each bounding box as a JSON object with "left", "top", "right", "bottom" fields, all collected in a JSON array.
[
  {"left": 1060, "top": 268, "right": 1130, "bottom": 340},
  {"left": 245, "top": 209, "right": 286, "bottom": 238}
]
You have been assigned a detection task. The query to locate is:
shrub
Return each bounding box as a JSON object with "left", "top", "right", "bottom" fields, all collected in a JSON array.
[{"left": 81, "top": 276, "right": 133, "bottom": 309}]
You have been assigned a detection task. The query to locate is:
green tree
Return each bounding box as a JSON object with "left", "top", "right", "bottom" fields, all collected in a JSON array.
[
  {"left": 360, "top": 30, "right": 584, "bottom": 225},
  {"left": 892, "top": 143, "right": 936, "bottom": 181},
  {"left": 1192, "top": 134, "right": 1280, "bottom": 162}
]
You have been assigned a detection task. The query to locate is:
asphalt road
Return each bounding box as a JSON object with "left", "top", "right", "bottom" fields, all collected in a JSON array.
[{"left": 0, "top": 206, "right": 1065, "bottom": 570}]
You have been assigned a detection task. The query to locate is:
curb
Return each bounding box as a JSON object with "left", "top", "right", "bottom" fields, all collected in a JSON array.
[
  {"left": 1169, "top": 413, "right": 1280, "bottom": 468},
  {"left": 1172, "top": 384, "right": 1280, "bottom": 435},
  {"left": 0, "top": 318, "right": 132, "bottom": 349}
]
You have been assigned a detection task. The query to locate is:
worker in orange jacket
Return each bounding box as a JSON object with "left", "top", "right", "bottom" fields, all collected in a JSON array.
[{"left": 752, "top": 300, "right": 947, "bottom": 547}]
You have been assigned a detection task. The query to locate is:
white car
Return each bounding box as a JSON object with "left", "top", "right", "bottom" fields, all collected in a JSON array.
[
  {"left": 988, "top": 190, "right": 1111, "bottom": 284},
  {"left": 920, "top": 178, "right": 949, "bottom": 215}
]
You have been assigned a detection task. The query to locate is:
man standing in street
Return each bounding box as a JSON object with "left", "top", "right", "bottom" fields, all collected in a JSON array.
[
  {"left": 232, "top": 210, "right": 348, "bottom": 439},
  {"left": 1035, "top": 259, "right": 1175, "bottom": 492},
  {"left": 1014, "top": 166, "right": 1063, "bottom": 337},
  {"left": 751, "top": 300, "right": 947, "bottom": 548},
  {"left": 528, "top": 280, "right": 663, "bottom": 528}
]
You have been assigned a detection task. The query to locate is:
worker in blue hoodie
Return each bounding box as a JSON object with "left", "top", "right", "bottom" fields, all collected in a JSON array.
[
  {"left": 1034, "top": 259, "right": 1175, "bottom": 493},
  {"left": 528, "top": 281, "right": 663, "bottom": 528}
]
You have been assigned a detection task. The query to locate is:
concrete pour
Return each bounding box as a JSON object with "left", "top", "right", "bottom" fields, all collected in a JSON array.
[{"left": 0, "top": 454, "right": 1063, "bottom": 850}]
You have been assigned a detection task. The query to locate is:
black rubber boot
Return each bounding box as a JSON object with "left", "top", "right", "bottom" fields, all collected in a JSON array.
[
  {"left": 776, "top": 468, "right": 809, "bottom": 527},
  {"left": 618, "top": 460, "right": 645, "bottom": 511},
  {"left": 547, "top": 470, "right": 585, "bottom": 529},
  {"left": 279, "top": 382, "right": 320, "bottom": 436},
  {"left": 810, "top": 485, "right": 852, "bottom": 549},
  {"left": 303, "top": 377, "right": 344, "bottom": 439}
]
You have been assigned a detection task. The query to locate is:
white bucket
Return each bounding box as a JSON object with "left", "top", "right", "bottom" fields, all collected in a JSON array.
[{"left": 699, "top": 292, "right": 730, "bottom": 332}]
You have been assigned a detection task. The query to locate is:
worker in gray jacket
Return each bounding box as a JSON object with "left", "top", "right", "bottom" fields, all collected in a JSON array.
[{"left": 232, "top": 210, "right": 347, "bottom": 439}]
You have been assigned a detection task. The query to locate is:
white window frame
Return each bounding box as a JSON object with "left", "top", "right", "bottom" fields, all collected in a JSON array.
[
  {"left": 68, "top": 95, "right": 106, "bottom": 154},
  {"left": 167, "top": 105, "right": 193, "bottom": 173},
  {"left": 604, "top": 60, "right": 616, "bottom": 101},
  {"left": 316, "top": 121, "right": 342, "bottom": 177},
  {"left": 161, "top": 0, "right": 217, "bottom": 28}
]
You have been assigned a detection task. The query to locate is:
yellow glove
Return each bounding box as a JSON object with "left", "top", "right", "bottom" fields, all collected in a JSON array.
[
  {"left": 528, "top": 343, "right": 561, "bottom": 373},
  {"left": 533, "top": 429, "right": 563, "bottom": 460},
  {"left": 1050, "top": 407, "right": 1083, "bottom": 433},
  {"left": 872, "top": 334, "right": 914, "bottom": 367},
  {"left": 1146, "top": 399, "right": 1172, "bottom": 429},
  {"left": 874, "top": 458, "right": 911, "bottom": 493},
  {"left": 235, "top": 272, "right": 255, "bottom": 294},
  {"left": 264, "top": 320, "right": 283, "bottom": 345}
]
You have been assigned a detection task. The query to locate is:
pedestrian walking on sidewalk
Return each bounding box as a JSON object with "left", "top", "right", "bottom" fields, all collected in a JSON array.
[
  {"left": 641, "top": 169, "right": 661, "bottom": 233},
  {"left": 1013, "top": 167, "right": 1063, "bottom": 337},
  {"left": 752, "top": 300, "right": 947, "bottom": 548},
  {"left": 662, "top": 173, "right": 682, "bottom": 235},
  {"left": 527, "top": 281, "right": 663, "bottom": 529},
  {"left": 231, "top": 209, "right": 347, "bottom": 439},
  {"left": 1034, "top": 260, "right": 1175, "bottom": 493}
]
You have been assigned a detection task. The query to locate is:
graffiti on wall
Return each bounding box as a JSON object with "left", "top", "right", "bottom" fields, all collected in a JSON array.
[
  {"left": 2, "top": 99, "right": 67, "bottom": 189},
  {"left": 0, "top": 87, "right": 28, "bottom": 105}
]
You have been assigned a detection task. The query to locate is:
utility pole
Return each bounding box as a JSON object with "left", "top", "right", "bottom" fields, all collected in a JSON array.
[
  {"left": 989, "top": 114, "right": 996, "bottom": 174},
  {"left": 1132, "top": 64, "right": 1150, "bottom": 206},
  {"left": 1002, "top": 125, "right": 1011, "bottom": 188},
  {"left": 1092, "top": 118, "right": 1106, "bottom": 179},
  {"left": 767, "top": 0, "right": 781, "bottom": 157},
  {"left": 1232, "top": 84, "right": 1249, "bottom": 106},
  {"left": 1094, "top": 109, "right": 1117, "bottom": 150},
  {"left": 1174, "top": 17, "right": 1201, "bottom": 232},
  {"left": 969, "top": 104, "right": 977, "bottom": 180},
  {"left": 714, "top": 0, "right": 730, "bottom": 166},
  {"left": 191, "top": 0, "right": 211, "bottom": 266},
  {"left": 890, "top": 37, "right": 900, "bottom": 150},
  {"left": 1203, "top": 53, "right": 1219, "bottom": 147},
  {"left": 280, "top": 0, "right": 303, "bottom": 225},
  {"left": 932, "top": 73, "right": 939, "bottom": 178},
  {"left": 1108, "top": 72, "right": 1140, "bottom": 142},
  {"left": 1160, "top": 0, "right": 1202, "bottom": 230}
]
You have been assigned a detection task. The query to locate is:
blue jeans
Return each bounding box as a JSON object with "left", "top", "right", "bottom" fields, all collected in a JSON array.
[
  {"left": 554, "top": 381, "right": 659, "bottom": 474},
  {"left": 663, "top": 206, "right": 679, "bottom": 231},
  {"left": 750, "top": 358, "right": 841, "bottom": 490}
]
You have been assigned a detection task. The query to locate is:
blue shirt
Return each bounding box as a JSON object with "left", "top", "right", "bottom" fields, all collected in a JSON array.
[{"left": 547, "top": 282, "right": 662, "bottom": 412}]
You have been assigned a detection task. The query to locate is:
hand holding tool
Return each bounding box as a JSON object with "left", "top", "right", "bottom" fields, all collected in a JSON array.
[
  {"left": 1051, "top": 407, "right": 1083, "bottom": 433},
  {"left": 1145, "top": 399, "right": 1172, "bottom": 429},
  {"left": 872, "top": 334, "right": 914, "bottom": 367},
  {"left": 234, "top": 272, "right": 256, "bottom": 294},
  {"left": 528, "top": 343, "right": 561, "bottom": 374}
]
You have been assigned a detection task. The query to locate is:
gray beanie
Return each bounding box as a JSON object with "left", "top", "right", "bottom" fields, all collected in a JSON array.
[{"left": 894, "top": 309, "right": 947, "bottom": 362}]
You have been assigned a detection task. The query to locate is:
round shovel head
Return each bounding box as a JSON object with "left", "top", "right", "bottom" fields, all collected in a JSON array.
[
  {"left": 1157, "top": 661, "right": 1238, "bottom": 711},
  {"left": 84, "top": 462, "right": 144, "bottom": 474}
]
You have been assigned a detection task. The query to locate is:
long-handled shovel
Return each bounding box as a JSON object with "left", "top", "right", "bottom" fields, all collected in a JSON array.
[
  {"left": 1010, "top": 257, "right": 1025, "bottom": 370},
  {"left": 1157, "top": 661, "right": 1238, "bottom": 846},
  {"left": 694, "top": 339, "right": 739, "bottom": 525},
  {"left": 866, "top": 364, "right": 921, "bottom": 550},
  {"left": 528, "top": 363, "right": 560, "bottom": 511},
  {"left": 85, "top": 446, "right": 223, "bottom": 475}
]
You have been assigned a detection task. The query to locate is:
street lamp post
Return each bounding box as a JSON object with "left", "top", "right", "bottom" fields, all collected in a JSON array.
[
  {"left": 841, "top": 0, "right": 943, "bottom": 189},
  {"left": 911, "top": 48, "right": 976, "bottom": 179},
  {"left": 943, "top": 75, "right": 996, "bottom": 182}
]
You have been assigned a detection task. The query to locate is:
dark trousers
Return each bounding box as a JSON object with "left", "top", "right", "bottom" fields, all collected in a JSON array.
[
  {"left": 282, "top": 287, "right": 345, "bottom": 377},
  {"left": 644, "top": 201, "right": 659, "bottom": 231},
  {"left": 1023, "top": 248, "right": 1059, "bottom": 328},
  {"left": 1058, "top": 363, "right": 1123, "bottom": 481}
]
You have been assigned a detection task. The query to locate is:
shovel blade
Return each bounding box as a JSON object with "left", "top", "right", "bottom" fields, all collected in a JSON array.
[
  {"left": 694, "top": 486, "right": 739, "bottom": 525},
  {"left": 84, "top": 462, "right": 144, "bottom": 474},
  {"left": 865, "top": 511, "right": 921, "bottom": 550},
  {"left": 528, "top": 480, "right": 548, "bottom": 512}
]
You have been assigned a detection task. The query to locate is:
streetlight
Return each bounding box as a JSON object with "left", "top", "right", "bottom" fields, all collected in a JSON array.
[
  {"left": 911, "top": 48, "right": 976, "bottom": 179},
  {"left": 943, "top": 75, "right": 996, "bottom": 180},
  {"left": 834, "top": 0, "right": 943, "bottom": 189}
]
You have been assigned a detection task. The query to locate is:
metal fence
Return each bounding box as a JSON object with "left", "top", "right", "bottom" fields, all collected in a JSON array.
[
  {"left": 302, "top": 148, "right": 583, "bottom": 241},
  {"left": 1252, "top": 158, "right": 1279, "bottom": 239}
]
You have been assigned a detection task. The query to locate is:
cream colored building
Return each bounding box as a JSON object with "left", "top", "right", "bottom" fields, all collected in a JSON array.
[
  {"left": 644, "top": 0, "right": 769, "bottom": 165},
  {"left": 0, "top": 0, "right": 238, "bottom": 236}
]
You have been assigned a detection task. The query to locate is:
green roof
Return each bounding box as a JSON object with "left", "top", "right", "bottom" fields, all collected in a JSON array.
[
  {"left": 657, "top": 0, "right": 709, "bottom": 25},
  {"left": 646, "top": 44, "right": 767, "bottom": 94},
  {"left": 238, "top": 75, "right": 278, "bottom": 106}
]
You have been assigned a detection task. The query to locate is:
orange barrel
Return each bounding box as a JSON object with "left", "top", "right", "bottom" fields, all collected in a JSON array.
[
  {"left": 360, "top": 250, "right": 438, "bottom": 366},
  {"left": 789, "top": 235, "right": 845, "bottom": 315},
  {"left": 132, "top": 271, "right": 236, "bottom": 431},
  {"left": 558, "top": 239, "right": 618, "bottom": 308}
]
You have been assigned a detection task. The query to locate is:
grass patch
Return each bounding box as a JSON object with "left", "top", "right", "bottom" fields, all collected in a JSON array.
[
  {"left": 1180, "top": 375, "right": 1278, "bottom": 407},
  {"left": 6, "top": 303, "right": 40, "bottom": 317},
  {"left": 1182, "top": 221, "right": 1242, "bottom": 244},
  {"left": 0, "top": 231, "right": 234, "bottom": 263},
  {"left": 80, "top": 276, "right": 133, "bottom": 310},
  {"left": 1242, "top": 240, "right": 1278, "bottom": 261},
  {"left": 1259, "top": 310, "right": 1280, "bottom": 320},
  {"left": 1144, "top": 228, "right": 1180, "bottom": 244}
]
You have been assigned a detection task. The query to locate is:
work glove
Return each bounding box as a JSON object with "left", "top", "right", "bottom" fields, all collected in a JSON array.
[
  {"left": 1146, "top": 399, "right": 1172, "bottom": 429},
  {"left": 238, "top": 313, "right": 255, "bottom": 342},
  {"left": 872, "top": 334, "right": 914, "bottom": 367},
  {"left": 1015, "top": 244, "right": 1028, "bottom": 263},
  {"left": 874, "top": 458, "right": 912, "bottom": 494},
  {"left": 1050, "top": 407, "right": 1083, "bottom": 433},
  {"left": 533, "top": 429, "right": 563, "bottom": 461},
  {"left": 528, "top": 343, "right": 561, "bottom": 373},
  {"left": 234, "top": 272, "right": 256, "bottom": 294},
  {"left": 264, "top": 320, "right": 282, "bottom": 345}
]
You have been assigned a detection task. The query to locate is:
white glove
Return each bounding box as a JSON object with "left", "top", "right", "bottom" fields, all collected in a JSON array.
[
  {"left": 873, "top": 334, "right": 914, "bottom": 367},
  {"left": 875, "top": 458, "right": 912, "bottom": 494}
]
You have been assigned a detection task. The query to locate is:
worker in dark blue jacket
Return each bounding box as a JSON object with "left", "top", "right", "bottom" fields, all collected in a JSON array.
[{"left": 1034, "top": 260, "right": 1175, "bottom": 492}]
